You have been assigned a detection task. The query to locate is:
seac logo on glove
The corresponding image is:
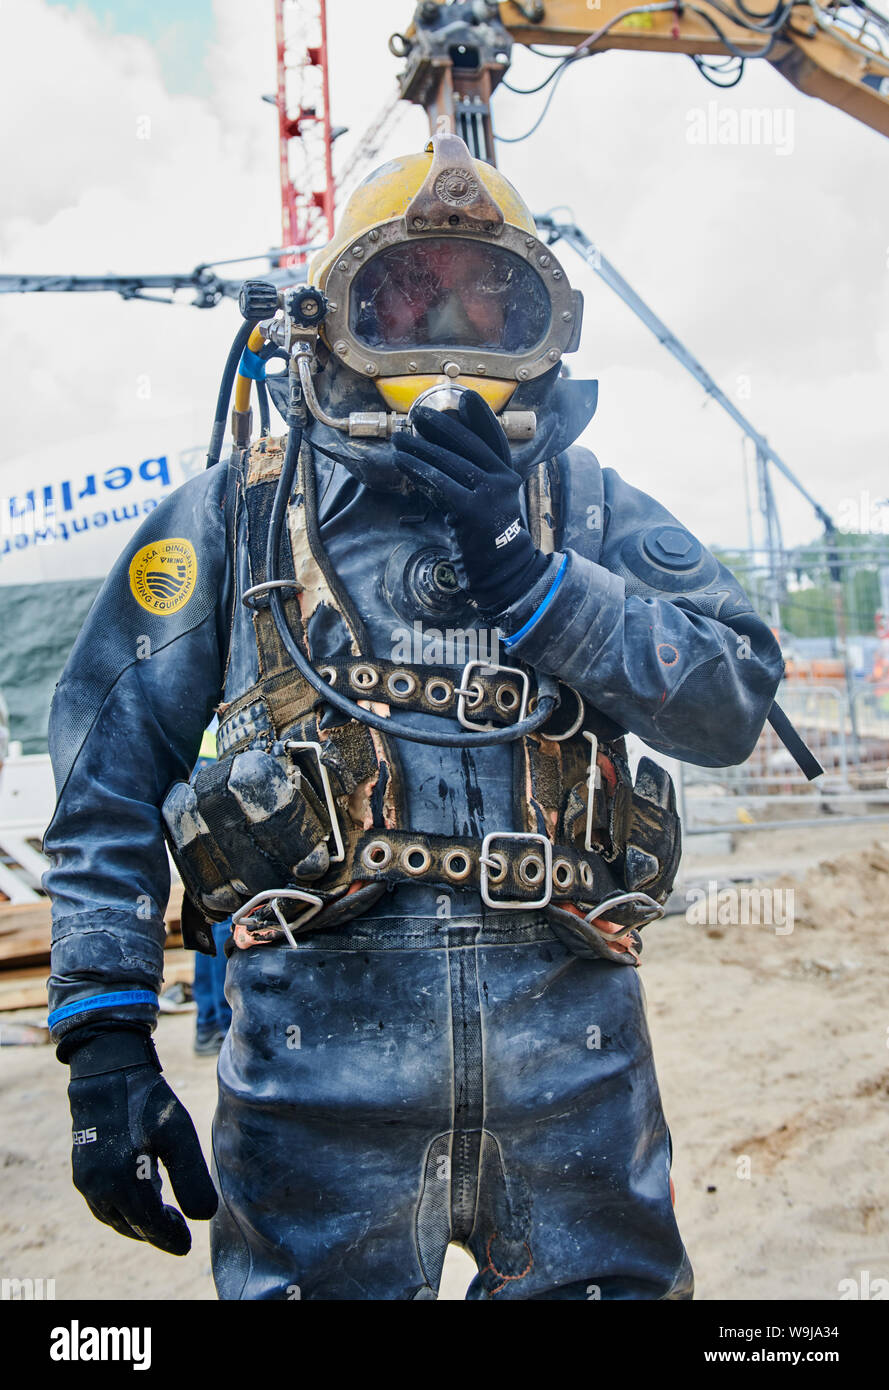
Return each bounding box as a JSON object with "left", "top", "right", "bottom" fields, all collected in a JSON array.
[
  {"left": 392, "top": 389, "right": 549, "bottom": 616},
  {"left": 66, "top": 1030, "right": 218, "bottom": 1256}
]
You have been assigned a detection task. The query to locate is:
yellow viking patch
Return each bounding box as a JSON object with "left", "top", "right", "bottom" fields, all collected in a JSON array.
[{"left": 128, "top": 538, "right": 197, "bottom": 614}]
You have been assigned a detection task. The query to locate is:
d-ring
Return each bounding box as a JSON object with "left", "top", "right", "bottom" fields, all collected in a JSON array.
[{"left": 242, "top": 579, "right": 304, "bottom": 611}]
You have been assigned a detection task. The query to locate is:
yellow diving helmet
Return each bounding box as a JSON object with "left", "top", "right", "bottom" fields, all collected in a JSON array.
[{"left": 307, "top": 132, "right": 583, "bottom": 418}]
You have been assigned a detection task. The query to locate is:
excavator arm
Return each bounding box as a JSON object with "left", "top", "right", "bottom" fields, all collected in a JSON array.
[{"left": 391, "top": 0, "right": 889, "bottom": 156}]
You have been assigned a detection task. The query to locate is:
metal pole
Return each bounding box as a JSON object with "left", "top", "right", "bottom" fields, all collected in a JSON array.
[
  {"left": 318, "top": 0, "right": 336, "bottom": 240},
  {"left": 826, "top": 534, "right": 861, "bottom": 764},
  {"left": 538, "top": 218, "right": 836, "bottom": 539},
  {"left": 274, "top": 0, "right": 294, "bottom": 258}
]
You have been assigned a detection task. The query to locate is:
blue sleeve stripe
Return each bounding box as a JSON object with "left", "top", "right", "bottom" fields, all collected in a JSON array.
[
  {"left": 237, "top": 347, "right": 266, "bottom": 381},
  {"left": 504, "top": 554, "right": 569, "bottom": 650},
  {"left": 48, "top": 990, "right": 158, "bottom": 1028}
]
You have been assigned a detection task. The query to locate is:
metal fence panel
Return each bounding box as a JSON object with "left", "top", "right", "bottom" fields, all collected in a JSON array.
[{"left": 679, "top": 681, "right": 889, "bottom": 833}]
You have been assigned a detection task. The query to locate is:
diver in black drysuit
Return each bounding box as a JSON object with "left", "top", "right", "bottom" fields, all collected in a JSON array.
[
  {"left": 44, "top": 389, "right": 782, "bottom": 1299},
  {"left": 43, "top": 136, "right": 784, "bottom": 1301}
]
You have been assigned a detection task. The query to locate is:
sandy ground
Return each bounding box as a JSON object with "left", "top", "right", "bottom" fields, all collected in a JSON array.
[{"left": 1, "top": 819, "right": 887, "bottom": 1301}]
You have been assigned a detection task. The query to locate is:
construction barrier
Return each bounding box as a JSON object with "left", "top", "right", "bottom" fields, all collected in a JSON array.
[{"left": 678, "top": 682, "right": 889, "bottom": 834}]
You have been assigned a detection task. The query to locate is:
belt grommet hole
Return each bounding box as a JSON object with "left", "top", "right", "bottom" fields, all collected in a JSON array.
[
  {"left": 402, "top": 845, "right": 432, "bottom": 875},
  {"left": 485, "top": 851, "right": 507, "bottom": 885},
  {"left": 553, "top": 859, "right": 574, "bottom": 891},
  {"left": 465, "top": 680, "right": 484, "bottom": 709},
  {"left": 387, "top": 670, "right": 418, "bottom": 699},
  {"left": 351, "top": 664, "right": 379, "bottom": 690},
  {"left": 363, "top": 840, "right": 391, "bottom": 869},
  {"left": 443, "top": 849, "right": 472, "bottom": 882},
  {"left": 519, "top": 853, "right": 544, "bottom": 886},
  {"left": 425, "top": 679, "right": 453, "bottom": 706}
]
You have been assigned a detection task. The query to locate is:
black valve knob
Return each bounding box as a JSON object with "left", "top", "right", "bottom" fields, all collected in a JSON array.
[
  {"left": 284, "top": 285, "right": 329, "bottom": 328},
  {"left": 238, "top": 279, "right": 280, "bottom": 321}
]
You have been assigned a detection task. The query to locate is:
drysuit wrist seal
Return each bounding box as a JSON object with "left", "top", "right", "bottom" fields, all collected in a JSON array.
[{"left": 67, "top": 1029, "right": 161, "bottom": 1079}]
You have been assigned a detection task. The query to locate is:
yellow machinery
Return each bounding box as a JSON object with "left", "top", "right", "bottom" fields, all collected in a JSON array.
[{"left": 390, "top": 0, "right": 889, "bottom": 156}]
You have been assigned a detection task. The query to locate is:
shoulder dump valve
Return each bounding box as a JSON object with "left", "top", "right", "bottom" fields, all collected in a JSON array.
[{"left": 383, "top": 542, "right": 470, "bottom": 622}]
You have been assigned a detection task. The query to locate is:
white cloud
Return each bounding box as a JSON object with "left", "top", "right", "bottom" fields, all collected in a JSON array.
[{"left": 0, "top": 0, "right": 886, "bottom": 555}]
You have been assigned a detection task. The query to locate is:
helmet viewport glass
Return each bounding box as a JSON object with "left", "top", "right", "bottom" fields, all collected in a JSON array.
[{"left": 349, "top": 239, "right": 551, "bottom": 353}]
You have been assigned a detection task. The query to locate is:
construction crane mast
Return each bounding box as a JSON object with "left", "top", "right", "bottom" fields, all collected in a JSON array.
[{"left": 274, "top": 0, "right": 336, "bottom": 266}]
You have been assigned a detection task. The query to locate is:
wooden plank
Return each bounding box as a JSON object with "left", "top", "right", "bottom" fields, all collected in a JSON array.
[
  {"left": 0, "top": 901, "right": 51, "bottom": 936},
  {"left": 0, "top": 984, "right": 48, "bottom": 1011},
  {"left": 161, "top": 950, "right": 195, "bottom": 987},
  {"left": 0, "top": 971, "right": 48, "bottom": 1011},
  {"left": 0, "top": 884, "right": 184, "bottom": 928},
  {"left": 0, "top": 950, "right": 195, "bottom": 1013},
  {"left": 0, "top": 1020, "right": 50, "bottom": 1044},
  {"left": 0, "top": 963, "right": 50, "bottom": 987},
  {"left": 0, "top": 882, "right": 188, "bottom": 971},
  {"left": 0, "top": 924, "right": 51, "bottom": 967},
  {"left": 165, "top": 882, "right": 184, "bottom": 926}
]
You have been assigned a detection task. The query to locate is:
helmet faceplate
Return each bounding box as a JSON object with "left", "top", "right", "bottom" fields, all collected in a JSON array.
[{"left": 309, "top": 134, "right": 582, "bottom": 410}]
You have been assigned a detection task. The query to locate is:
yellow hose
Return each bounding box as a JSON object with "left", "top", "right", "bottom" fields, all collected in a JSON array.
[{"left": 234, "top": 325, "right": 267, "bottom": 414}]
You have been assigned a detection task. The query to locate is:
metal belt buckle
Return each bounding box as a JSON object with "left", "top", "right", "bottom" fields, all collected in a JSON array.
[
  {"left": 585, "top": 891, "right": 665, "bottom": 930},
  {"left": 284, "top": 739, "right": 345, "bottom": 862},
  {"left": 456, "top": 660, "right": 530, "bottom": 732},
  {"left": 480, "top": 831, "right": 553, "bottom": 910},
  {"left": 231, "top": 889, "right": 324, "bottom": 948}
]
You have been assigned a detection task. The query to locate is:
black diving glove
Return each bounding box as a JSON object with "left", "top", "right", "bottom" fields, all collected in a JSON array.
[
  {"left": 392, "top": 389, "right": 549, "bottom": 615},
  {"left": 65, "top": 1028, "right": 218, "bottom": 1256}
]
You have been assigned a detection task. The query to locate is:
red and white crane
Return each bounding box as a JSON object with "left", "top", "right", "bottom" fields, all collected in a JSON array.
[{"left": 274, "top": 0, "right": 336, "bottom": 267}]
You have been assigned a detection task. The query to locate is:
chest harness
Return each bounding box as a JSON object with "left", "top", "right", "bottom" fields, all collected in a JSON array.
[{"left": 162, "top": 433, "right": 682, "bottom": 967}]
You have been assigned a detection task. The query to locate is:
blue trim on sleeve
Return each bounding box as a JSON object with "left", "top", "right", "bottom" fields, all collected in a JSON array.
[
  {"left": 503, "top": 555, "right": 569, "bottom": 650},
  {"left": 48, "top": 990, "right": 158, "bottom": 1028},
  {"left": 238, "top": 347, "right": 266, "bottom": 381}
]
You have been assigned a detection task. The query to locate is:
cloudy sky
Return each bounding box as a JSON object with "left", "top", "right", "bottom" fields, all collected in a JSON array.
[{"left": 1, "top": 0, "right": 887, "bottom": 554}]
